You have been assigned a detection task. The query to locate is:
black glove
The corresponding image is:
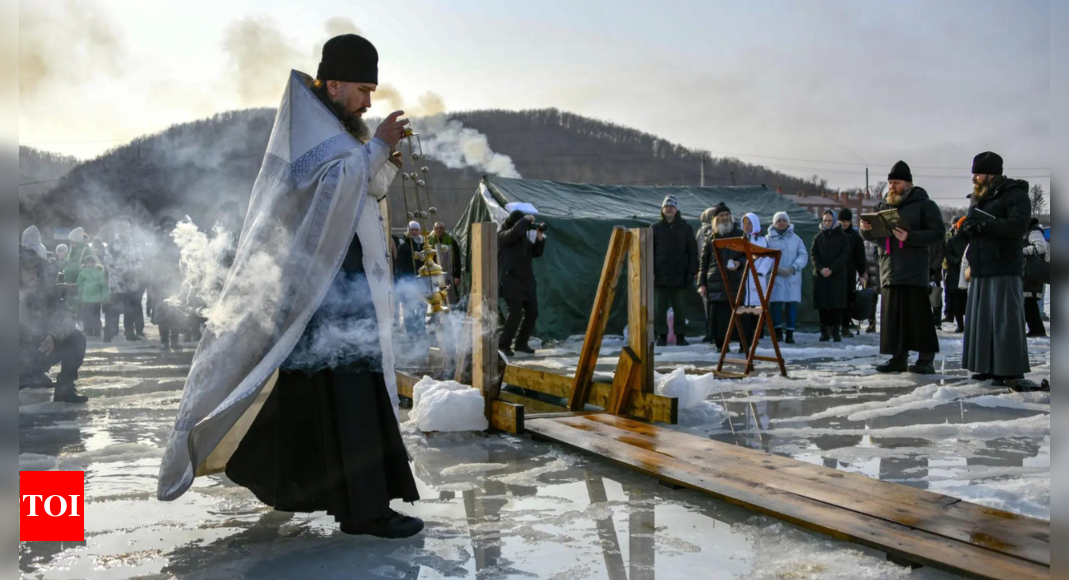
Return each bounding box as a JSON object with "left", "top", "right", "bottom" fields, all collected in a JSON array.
[{"left": 961, "top": 219, "right": 982, "bottom": 237}]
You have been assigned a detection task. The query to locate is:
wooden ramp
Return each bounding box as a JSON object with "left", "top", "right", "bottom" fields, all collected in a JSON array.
[{"left": 527, "top": 414, "right": 1050, "bottom": 580}]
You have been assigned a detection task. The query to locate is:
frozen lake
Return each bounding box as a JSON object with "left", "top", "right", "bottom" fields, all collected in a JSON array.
[{"left": 18, "top": 322, "right": 1049, "bottom": 580}]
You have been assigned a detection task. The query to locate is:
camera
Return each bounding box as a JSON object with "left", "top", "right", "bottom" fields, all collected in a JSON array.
[{"left": 533, "top": 222, "right": 548, "bottom": 233}]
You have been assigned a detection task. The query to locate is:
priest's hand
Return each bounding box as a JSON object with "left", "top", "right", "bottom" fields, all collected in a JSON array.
[
  {"left": 376, "top": 111, "right": 410, "bottom": 148},
  {"left": 893, "top": 228, "right": 909, "bottom": 242}
]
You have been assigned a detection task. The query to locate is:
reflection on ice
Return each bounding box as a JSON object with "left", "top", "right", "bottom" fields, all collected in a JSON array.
[{"left": 18, "top": 324, "right": 1050, "bottom": 578}]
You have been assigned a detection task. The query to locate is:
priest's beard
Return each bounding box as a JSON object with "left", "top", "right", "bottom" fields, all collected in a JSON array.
[
  {"left": 887, "top": 187, "right": 909, "bottom": 206},
  {"left": 311, "top": 82, "right": 372, "bottom": 143},
  {"left": 715, "top": 219, "right": 733, "bottom": 237},
  {"left": 973, "top": 175, "right": 1003, "bottom": 200}
]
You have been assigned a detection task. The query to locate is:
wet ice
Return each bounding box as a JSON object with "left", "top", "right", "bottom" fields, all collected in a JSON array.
[{"left": 18, "top": 321, "right": 1050, "bottom": 579}]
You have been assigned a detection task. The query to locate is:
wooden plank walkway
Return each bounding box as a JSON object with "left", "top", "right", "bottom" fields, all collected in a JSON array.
[{"left": 527, "top": 414, "right": 1050, "bottom": 580}]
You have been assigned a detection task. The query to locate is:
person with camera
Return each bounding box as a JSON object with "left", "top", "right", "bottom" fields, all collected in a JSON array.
[
  {"left": 19, "top": 245, "right": 89, "bottom": 403},
  {"left": 498, "top": 210, "right": 546, "bottom": 356}
]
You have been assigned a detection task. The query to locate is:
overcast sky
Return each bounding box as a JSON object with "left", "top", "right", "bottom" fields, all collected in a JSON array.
[{"left": 19, "top": 0, "right": 1050, "bottom": 205}]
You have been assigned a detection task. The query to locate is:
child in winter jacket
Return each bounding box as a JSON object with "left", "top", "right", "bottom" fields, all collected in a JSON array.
[{"left": 76, "top": 254, "right": 109, "bottom": 337}]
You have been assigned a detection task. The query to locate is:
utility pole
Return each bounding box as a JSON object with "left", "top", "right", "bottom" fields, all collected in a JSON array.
[
  {"left": 865, "top": 167, "right": 869, "bottom": 197},
  {"left": 700, "top": 153, "right": 706, "bottom": 187}
]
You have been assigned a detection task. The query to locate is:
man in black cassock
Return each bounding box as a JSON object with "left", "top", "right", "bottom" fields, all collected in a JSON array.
[
  {"left": 222, "top": 35, "right": 423, "bottom": 539},
  {"left": 860, "top": 161, "right": 945, "bottom": 375}
]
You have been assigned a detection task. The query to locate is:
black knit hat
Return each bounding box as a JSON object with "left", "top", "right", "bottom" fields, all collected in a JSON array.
[
  {"left": 888, "top": 160, "right": 912, "bottom": 182},
  {"left": 971, "top": 151, "right": 1004, "bottom": 176},
  {"left": 317, "top": 34, "right": 379, "bottom": 84},
  {"left": 712, "top": 202, "right": 731, "bottom": 217},
  {"left": 838, "top": 208, "right": 853, "bottom": 222}
]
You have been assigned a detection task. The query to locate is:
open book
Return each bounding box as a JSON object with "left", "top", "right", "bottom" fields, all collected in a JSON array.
[{"left": 861, "top": 209, "right": 909, "bottom": 238}]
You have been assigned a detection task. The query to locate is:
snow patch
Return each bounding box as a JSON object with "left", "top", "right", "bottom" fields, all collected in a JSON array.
[{"left": 407, "top": 376, "right": 488, "bottom": 433}]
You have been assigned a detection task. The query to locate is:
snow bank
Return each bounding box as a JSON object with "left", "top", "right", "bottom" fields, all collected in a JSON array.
[
  {"left": 408, "top": 376, "right": 488, "bottom": 433},
  {"left": 655, "top": 369, "right": 728, "bottom": 427}
]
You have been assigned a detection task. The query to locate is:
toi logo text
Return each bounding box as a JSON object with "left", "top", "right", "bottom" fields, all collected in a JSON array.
[{"left": 20, "top": 471, "right": 85, "bottom": 542}]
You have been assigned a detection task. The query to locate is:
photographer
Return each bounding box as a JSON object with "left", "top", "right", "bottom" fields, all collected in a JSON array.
[
  {"left": 498, "top": 210, "right": 546, "bottom": 356},
  {"left": 19, "top": 245, "right": 89, "bottom": 403}
]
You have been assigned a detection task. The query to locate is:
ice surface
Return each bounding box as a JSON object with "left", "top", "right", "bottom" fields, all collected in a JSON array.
[{"left": 408, "top": 376, "right": 489, "bottom": 433}]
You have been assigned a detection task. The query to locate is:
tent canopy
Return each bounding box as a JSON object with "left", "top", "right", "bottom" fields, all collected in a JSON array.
[{"left": 454, "top": 176, "right": 822, "bottom": 342}]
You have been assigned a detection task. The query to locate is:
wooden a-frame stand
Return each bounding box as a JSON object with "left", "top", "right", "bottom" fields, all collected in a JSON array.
[
  {"left": 397, "top": 223, "right": 678, "bottom": 434},
  {"left": 711, "top": 238, "right": 788, "bottom": 379}
]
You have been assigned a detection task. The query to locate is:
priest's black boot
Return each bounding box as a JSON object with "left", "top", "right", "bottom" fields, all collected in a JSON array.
[
  {"left": 514, "top": 344, "right": 536, "bottom": 355},
  {"left": 819, "top": 327, "right": 831, "bottom": 342},
  {"left": 876, "top": 357, "right": 908, "bottom": 374},
  {"left": 832, "top": 326, "right": 843, "bottom": 343},
  {"left": 341, "top": 510, "right": 424, "bottom": 539},
  {"left": 908, "top": 358, "right": 936, "bottom": 375},
  {"left": 656, "top": 335, "right": 668, "bottom": 347}
]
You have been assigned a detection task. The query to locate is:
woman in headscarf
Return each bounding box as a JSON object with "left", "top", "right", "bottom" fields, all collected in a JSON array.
[{"left": 765, "top": 212, "right": 809, "bottom": 344}]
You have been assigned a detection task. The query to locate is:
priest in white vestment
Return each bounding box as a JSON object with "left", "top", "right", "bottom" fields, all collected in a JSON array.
[{"left": 158, "top": 34, "right": 423, "bottom": 539}]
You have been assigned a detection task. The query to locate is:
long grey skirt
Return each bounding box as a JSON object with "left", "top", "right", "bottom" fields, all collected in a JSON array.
[{"left": 963, "top": 275, "right": 1030, "bottom": 377}]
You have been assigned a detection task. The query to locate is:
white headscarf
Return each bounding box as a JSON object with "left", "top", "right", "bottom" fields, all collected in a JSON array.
[{"left": 21, "top": 226, "right": 48, "bottom": 260}]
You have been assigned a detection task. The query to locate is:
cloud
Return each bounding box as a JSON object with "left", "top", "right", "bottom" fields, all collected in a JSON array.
[{"left": 19, "top": 0, "right": 124, "bottom": 99}]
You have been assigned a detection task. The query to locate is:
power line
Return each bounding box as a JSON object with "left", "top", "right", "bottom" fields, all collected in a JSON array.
[{"left": 19, "top": 179, "right": 63, "bottom": 187}]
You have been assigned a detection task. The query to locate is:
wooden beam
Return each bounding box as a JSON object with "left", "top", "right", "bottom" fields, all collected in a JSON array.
[
  {"left": 503, "top": 364, "right": 573, "bottom": 398},
  {"left": 569, "top": 227, "right": 631, "bottom": 410},
  {"left": 489, "top": 400, "right": 524, "bottom": 434},
  {"left": 396, "top": 370, "right": 421, "bottom": 399},
  {"left": 605, "top": 347, "right": 641, "bottom": 414},
  {"left": 628, "top": 227, "right": 655, "bottom": 393},
  {"left": 504, "top": 364, "right": 678, "bottom": 424},
  {"left": 470, "top": 222, "right": 500, "bottom": 415},
  {"left": 499, "top": 390, "right": 568, "bottom": 414}
]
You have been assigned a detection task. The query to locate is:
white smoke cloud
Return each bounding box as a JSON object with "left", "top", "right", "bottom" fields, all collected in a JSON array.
[
  {"left": 414, "top": 115, "right": 522, "bottom": 179},
  {"left": 171, "top": 217, "right": 287, "bottom": 337}
]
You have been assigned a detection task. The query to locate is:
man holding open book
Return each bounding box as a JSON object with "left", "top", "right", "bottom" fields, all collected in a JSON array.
[{"left": 860, "top": 161, "right": 946, "bottom": 375}]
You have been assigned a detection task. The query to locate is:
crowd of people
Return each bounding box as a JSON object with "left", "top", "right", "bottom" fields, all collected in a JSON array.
[
  {"left": 18, "top": 206, "right": 245, "bottom": 403},
  {"left": 653, "top": 154, "right": 1049, "bottom": 391}
]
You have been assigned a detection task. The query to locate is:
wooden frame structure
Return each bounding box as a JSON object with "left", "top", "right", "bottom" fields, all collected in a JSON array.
[
  {"left": 401, "top": 225, "right": 677, "bottom": 433},
  {"left": 712, "top": 237, "right": 788, "bottom": 379}
]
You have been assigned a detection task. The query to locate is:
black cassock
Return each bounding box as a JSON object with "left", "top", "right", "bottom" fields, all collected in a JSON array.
[{"left": 226, "top": 233, "right": 420, "bottom": 524}]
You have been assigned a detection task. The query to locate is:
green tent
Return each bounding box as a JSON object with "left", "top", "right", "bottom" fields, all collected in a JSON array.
[{"left": 454, "top": 176, "right": 822, "bottom": 342}]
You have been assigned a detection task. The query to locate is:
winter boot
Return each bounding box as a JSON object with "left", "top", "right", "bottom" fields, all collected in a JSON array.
[
  {"left": 954, "top": 316, "right": 965, "bottom": 334},
  {"left": 514, "top": 344, "right": 536, "bottom": 355},
  {"left": 876, "top": 357, "right": 908, "bottom": 374},
  {"left": 53, "top": 382, "right": 88, "bottom": 404},
  {"left": 908, "top": 360, "right": 937, "bottom": 375},
  {"left": 933, "top": 307, "right": 943, "bottom": 328},
  {"left": 785, "top": 330, "right": 795, "bottom": 344},
  {"left": 676, "top": 336, "right": 690, "bottom": 347},
  {"left": 1006, "top": 378, "right": 1043, "bottom": 392},
  {"left": 840, "top": 324, "right": 854, "bottom": 339},
  {"left": 1041, "top": 379, "right": 1050, "bottom": 392},
  {"left": 832, "top": 326, "right": 843, "bottom": 343},
  {"left": 819, "top": 327, "right": 831, "bottom": 342},
  {"left": 20, "top": 373, "right": 53, "bottom": 390},
  {"left": 341, "top": 509, "right": 424, "bottom": 539},
  {"left": 866, "top": 322, "right": 877, "bottom": 334},
  {"left": 656, "top": 335, "right": 668, "bottom": 347},
  {"left": 972, "top": 373, "right": 993, "bottom": 382}
]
